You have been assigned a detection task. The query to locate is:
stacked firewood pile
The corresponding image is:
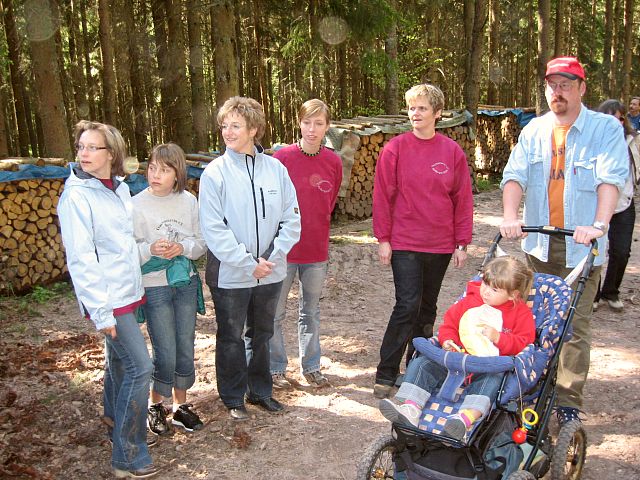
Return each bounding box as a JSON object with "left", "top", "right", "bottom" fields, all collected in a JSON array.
[
  {"left": 473, "top": 107, "right": 532, "bottom": 174},
  {"left": 1, "top": 178, "right": 67, "bottom": 292},
  {"left": 330, "top": 113, "right": 476, "bottom": 220},
  {"left": 0, "top": 111, "right": 528, "bottom": 293}
]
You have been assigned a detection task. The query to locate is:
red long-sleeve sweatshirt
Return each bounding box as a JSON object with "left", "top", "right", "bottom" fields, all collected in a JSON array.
[
  {"left": 275, "top": 144, "right": 343, "bottom": 263},
  {"left": 438, "top": 280, "right": 535, "bottom": 356},
  {"left": 372, "top": 131, "right": 473, "bottom": 252}
]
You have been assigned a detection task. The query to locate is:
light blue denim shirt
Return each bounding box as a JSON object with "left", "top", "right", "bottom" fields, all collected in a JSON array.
[{"left": 501, "top": 105, "right": 629, "bottom": 267}]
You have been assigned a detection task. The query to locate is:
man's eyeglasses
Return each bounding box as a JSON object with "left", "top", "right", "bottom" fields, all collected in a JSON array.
[
  {"left": 545, "top": 81, "right": 575, "bottom": 92},
  {"left": 75, "top": 144, "right": 108, "bottom": 153}
]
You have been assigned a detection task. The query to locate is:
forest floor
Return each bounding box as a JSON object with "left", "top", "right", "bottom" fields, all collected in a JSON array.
[{"left": 1, "top": 188, "right": 639, "bottom": 479}]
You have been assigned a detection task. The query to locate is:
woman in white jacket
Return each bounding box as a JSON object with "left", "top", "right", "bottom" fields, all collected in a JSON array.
[
  {"left": 199, "top": 97, "right": 301, "bottom": 420},
  {"left": 58, "top": 120, "right": 158, "bottom": 478}
]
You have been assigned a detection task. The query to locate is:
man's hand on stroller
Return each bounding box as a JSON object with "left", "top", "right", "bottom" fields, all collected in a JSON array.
[{"left": 499, "top": 218, "right": 527, "bottom": 239}]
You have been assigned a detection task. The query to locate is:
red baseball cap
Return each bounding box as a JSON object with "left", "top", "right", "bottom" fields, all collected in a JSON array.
[{"left": 545, "top": 57, "right": 585, "bottom": 80}]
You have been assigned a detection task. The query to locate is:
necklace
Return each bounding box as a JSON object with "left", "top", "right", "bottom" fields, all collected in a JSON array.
[{"left": 297, "top": 140, "right": 322, "bottom": 157}]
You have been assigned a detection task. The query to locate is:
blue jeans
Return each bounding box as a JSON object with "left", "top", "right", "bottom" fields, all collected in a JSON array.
[
  {"left": 143, "top": 278, "right": 198, "bottom": 398},
  {"left": 103, "top": 313, "right": 154, "bottom": 470},
  {"left": 396, "top": 354, "right": 501, "bottom": 414},
  {"left": 210, "top": 281, "right": 283, "bottom": 408},
  {"left": 376, "top": 251, "right": 452, "bottom": 385},
  {"left": 270, "top": 261, "right": 327, "bottom": 375}
]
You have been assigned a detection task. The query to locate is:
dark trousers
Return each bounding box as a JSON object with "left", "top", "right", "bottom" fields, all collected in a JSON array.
[
  {"left": 209, "top": 281, "right": 283, "bottom": 408},
  {"left": 595, "top": 200, "right": 635, "bottom": 302},
  {"left": 375, "top": 250, "right": 452, "bottom": 386}
]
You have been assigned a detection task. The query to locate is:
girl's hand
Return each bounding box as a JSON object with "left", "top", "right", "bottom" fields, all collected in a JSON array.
[
  {"left": 442, "top": 339, "right": 462, "bottom": 352},
  {"left": 480, "top": 324, "right": 500, "bottom": 343},
  {"left": 101, "top": 325, "right": 117, "bottom": 339},
  {"left": 162, "top": 242, "right": 184, "bottom": 259},
  {"left": 150, "top": 238, "right": 169, "bottom": 256}
]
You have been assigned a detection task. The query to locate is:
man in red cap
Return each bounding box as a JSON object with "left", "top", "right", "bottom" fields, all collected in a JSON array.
[{"left": 499, "top": 57, "right": 629, "bottom": 426}]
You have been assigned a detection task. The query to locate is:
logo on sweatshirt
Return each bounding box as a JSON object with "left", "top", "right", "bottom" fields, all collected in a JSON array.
[{"left": 432, "top": 162, "right": 450, "bottom": 175}]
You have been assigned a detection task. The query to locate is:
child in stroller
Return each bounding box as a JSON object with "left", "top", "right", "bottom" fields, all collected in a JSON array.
[
  {"left": 379, "top": 256, "right": 535, "bottom": 440},
  {"left": 359, "top": 227, "right": 595, "bottom": 480}
]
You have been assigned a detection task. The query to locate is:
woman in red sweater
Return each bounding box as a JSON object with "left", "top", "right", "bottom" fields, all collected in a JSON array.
[
  {"left": 378, "top": 256, "right": 535, "bottom": 440},
  {"left": 373, "top": 84, "right": 474, "bottom": 398},
  {"left": 269, "top": 99, "right": 343, "bottom": 388}
]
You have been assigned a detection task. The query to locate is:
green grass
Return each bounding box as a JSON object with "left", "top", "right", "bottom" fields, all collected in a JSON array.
[{"left": 475, "top": 175, "right": 501, "bottom": 192}]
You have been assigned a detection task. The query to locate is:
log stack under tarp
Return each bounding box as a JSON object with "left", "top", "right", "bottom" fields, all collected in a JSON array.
[
  {"left": 1, "top": 178, "right": 67, "bottom": 293},
  {"left": 327, "top": 111, "right": 476, "bottom": 221},
  {"left": 474, "top": 106, "right": 534, "bottom": 174}
]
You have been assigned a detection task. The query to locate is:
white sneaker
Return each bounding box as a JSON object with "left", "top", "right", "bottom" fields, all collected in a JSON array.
[
  {"left": 379, "top": 399, "right": 421, "bottom": 427},
  {"left": 606, "top": 298, "right": 623, "bottom": 312},
  {"left": 592, "top": 301, "right": 599, "bottom": 312}
]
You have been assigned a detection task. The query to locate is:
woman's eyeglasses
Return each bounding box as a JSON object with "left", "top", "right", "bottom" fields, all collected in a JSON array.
[{"left": 75, "top": 144, "right": 108, "bottom": 153}]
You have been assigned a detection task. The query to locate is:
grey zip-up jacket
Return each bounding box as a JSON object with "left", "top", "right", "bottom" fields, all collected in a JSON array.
[
  {"left": 199, "top": 146, "right": 301, "bottom": 289},
  {"left": 58, "top": 164, "right": 144, "bottom": 330}
]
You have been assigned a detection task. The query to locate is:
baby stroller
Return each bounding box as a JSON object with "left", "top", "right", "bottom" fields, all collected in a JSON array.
[{"left": 357, "top": 226, "right": 597, "bottom": 480}]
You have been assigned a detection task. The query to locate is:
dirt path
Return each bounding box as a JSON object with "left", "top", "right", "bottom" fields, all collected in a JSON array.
[{"left": 1, "top": 188, "right": 639, "bottom": 479}]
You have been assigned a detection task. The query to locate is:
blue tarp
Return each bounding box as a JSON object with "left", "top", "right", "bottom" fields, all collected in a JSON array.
[
  {"left": 477, "top": 108, "right": 537, "bottom": 127},
  {"left": 0, "top": 164, "right": 207, "bottom": 195},
  {"left": 0, "top": 164, "right": 70, "bottom": 182}
]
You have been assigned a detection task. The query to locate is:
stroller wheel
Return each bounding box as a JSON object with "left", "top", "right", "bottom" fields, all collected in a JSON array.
[
  {"left": 550, "top": 420, "right": 587, "bottom": 480},
  {"left": 356, "top": 432, "right": 397, "bottom": 479},
  {"left": 507, "top": 471, "right": 536, "bottom": 479}
]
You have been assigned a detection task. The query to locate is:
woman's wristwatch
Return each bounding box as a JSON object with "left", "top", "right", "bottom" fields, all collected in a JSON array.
[{"left": 456, "top": 245, "right": 467, "bottom": 251}]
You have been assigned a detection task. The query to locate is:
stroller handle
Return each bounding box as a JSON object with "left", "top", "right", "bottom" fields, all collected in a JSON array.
[{"left": 482, "top": 225, "right": 599, "bottom": 286}]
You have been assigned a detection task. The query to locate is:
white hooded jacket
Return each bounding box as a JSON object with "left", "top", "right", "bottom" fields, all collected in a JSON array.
[{"left": 58, "top": 164, "right": 144, "bottom": 330}]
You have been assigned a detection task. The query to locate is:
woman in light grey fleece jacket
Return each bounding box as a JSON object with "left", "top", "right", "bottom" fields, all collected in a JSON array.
[{"left": 199, "top": 96, "right": 300, "bottom": 420}]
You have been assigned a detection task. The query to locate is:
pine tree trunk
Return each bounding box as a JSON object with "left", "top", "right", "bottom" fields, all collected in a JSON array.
[
  {"left": 2, "top": 0, "right": 31, "bottom": 156},
  {"left": 187, "top": 0, "right": 208, "bottom": 151},
  {"left": 23, "top": 0, "right": 72, "bottom": 158},
  {"left": 0, "top": 67, "right": 8, "bottom": 158},
  {"left": 211, "top": 0, "right": 239, "bottom": 109},
  {"left": 79, "top": 0, "right": 97, "bottom": 120},
  {"left": 554, "top": 0, "right": 565, "bottom": 57},
  {"left": 165, "top": 0, "right": 193, "bottom": 151},
  {"left": 621, "top": 0, "right": 634, "bottom": 102},
  {"left": 536, "top": 0, "right": 551, "bottom": 115},
  {"left": 464, "top": 0, "right": 487, "bottom": 126},
  {"left": 151, "top": 0, "right": 172, "bottom": 141},
  {"left": 384, "top": 3, "right": 399, "bottom": 115},
  {"left": 98, "top": 0, "right": 118, "bottom": 123},
  {"left": 112, "top": 0, "right": 135, "bottom": 151},
  {"left": 487, "top": 0, "right": 499, "bottom": 105},
  {"left": 63, "top": 0, "right": 89, "bottom": 123},
  {"left": 609, "top": 0, "right": 622, "bottom": 96},
  {"left": 602, "top": 0, "right": 613, "bottom": 97},
  {"left": 251, "top": 0, "right": 270, "bottom": 145},
  {"left": 123, "top": 0, "right": 148, "bottom": 161}
]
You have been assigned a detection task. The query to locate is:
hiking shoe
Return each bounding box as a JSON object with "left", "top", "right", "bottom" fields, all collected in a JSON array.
[
  {"left": 606, "top": 298, "right": 623, "bottom": 312},
  {"left": 379, "top": 399, "right": 421, "bottom": 427},
  {"left": 304, "top": 371, "right": 330, "bottom": 388},
  {"left": 172, "top": 403, "right": 203, "bottom": 432},
  {"left": 556, "top": 406, "right": 585, "bottom": 427},
  {"left": 113, "top": 463, "right": 161, "bottom": 478},
  {"left": 373, "top": 383, "right": 393, "bottom": 399},
  {"left": 272, "top": 373, "right": 292, "bottom": 389},
  {"left": 147, "top": 403, "right": 170, "bottom": 435}
]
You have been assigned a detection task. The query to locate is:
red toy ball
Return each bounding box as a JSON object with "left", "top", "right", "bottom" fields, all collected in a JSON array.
[{"left": 512, "top": 428, "right": 527, "bottom": 444}]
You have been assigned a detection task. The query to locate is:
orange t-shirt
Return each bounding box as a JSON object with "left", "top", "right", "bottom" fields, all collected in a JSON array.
[{"left": 548, "top": 125, "right": 570, "bottom": 228}]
